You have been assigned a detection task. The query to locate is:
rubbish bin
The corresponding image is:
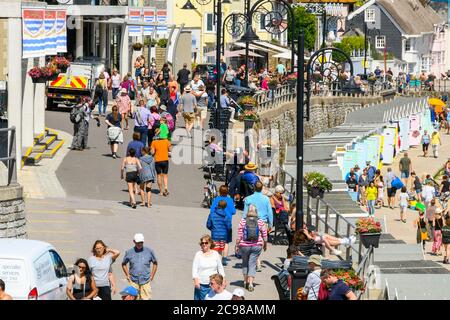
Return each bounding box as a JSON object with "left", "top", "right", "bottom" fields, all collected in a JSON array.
[{"left": 287, "top": 256, "right": 353, "bottom": 300}]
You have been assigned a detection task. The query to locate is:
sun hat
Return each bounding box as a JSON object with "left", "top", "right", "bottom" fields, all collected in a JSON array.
[
  {"left": 121, "top": 88, "right": 127, "bottom": 94},
  {"left": 184, "top": 86, "right": 191, "bottom": 92},
  {"left": 244, "top": 162, "right": 258, "bottom": 171},
  {"left": 308, "top": 254, "right": 322, "bottom": 267},
  {"left": 134, "top": 233, "right": 145, "bottom": 242},
  {"left": 232, "top": 288, "right": 245, "bottom": 298},
  {"left": 160, "top": 105, "right": 167, "bottom": 111},
  {"left": 120, "top": 286, "right": 139, "bottom": 297}
]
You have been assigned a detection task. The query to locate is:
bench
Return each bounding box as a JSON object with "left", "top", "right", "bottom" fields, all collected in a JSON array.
[{"left": 271, "top": 270, "right": 290, "bottom": 300}]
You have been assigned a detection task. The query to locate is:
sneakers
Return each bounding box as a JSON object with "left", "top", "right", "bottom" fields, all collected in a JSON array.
[
  {"left": 222, "top": 258, "right": 228, "bottom": 266},
  {"left": 349, "top": 235, "right": 356, "bottom": 246},
  {"left": 247, "top": 283, "right": 254, "bottom": 292},
  {"left": 112, "top": 153, "right": 117, "bottom": 159},
  {"left": 331, "top": 249, "right": 342, "bottom": 256}
]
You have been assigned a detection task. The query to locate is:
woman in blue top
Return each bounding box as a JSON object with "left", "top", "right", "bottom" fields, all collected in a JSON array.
[
  {"left": 210, "top": 185, "right": 236, "bottom": 265},
  {"left": 206, "top": 200, "right": 232, "bottom": 265}
]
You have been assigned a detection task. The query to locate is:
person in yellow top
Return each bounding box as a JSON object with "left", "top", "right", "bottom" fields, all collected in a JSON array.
[
  {"left": 431, "top": 131, "right": 442, "bottom": 158},
  {"left": 366, "top": 181, "right": 378, "bottom": 216}
]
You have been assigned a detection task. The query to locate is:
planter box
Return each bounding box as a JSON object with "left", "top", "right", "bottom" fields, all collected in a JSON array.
[
  {"left": 308, "top": 187, "right": 324, "bottom": 199},
  {"left": 31, "top": 76, "right": 47, "bottom": 83},
  {"left": 58, "top": 66, "right": 68, "bottom": 73},
  {"left": 244, "top": 119, "right": 255, "bottom": 131},
  {"left": 359, "top": 232, "right": 381, "bottom": 248}
]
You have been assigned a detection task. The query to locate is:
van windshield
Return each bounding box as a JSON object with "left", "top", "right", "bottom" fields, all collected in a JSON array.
[{"left": 0, "top": 259, "right": 28, "bottom": 298}]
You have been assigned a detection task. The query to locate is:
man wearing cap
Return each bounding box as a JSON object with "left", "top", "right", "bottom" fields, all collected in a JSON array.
[
  {"left": 122, "top": 233, "right": 158, "bottom": 300},
  {"left": 179, "top": 85, "right": 197, "bottom": 136},
  {"left": 231, "top": 288, "right": 245, "bottom": 300},
  {"left": 120, "top": 286, "right": 138, "bottom": 300},
  {"left": 302, "top": 255, "right": 322, "bottom": 300},
  {"left": 177, "top": 63, "right": 191, "bottom": 93}
]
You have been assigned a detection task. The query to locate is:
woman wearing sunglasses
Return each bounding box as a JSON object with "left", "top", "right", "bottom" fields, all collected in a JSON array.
[
  {"left": 192, "top": 235, "right": 225, "bottom": 300},
  {"left": 66, "top": 258, "right": 98, "bottom": 300}
]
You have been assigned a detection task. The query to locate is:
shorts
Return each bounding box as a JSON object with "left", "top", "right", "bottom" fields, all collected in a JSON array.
[
  {"left": 443, "top": 238, "right": 450, "bottom": 245},
  {"left": 129, "top": 280, "right": 152, "bottom": 300},
  {"left": 400, "top": 204, "right": 408, "bottom": 212},
  {"left": 422, "top": 143, "right": 429, "bottom": 152},
  {"left": 387, "top": 187, "right": 397, "bottom": 197},
  {"left": 213, "top": 240, "right": 226, "bottom": 252},
  {"left": 197, "top": 107, "right": 207, "bottom": 120},
  {"left": 126, "top": 172, "right": 139, "bottom": 183},
  {"left": 155, "top": 161, "right": 169, "bottom": 174},
  {"left": 182, "top": 112, "right": 195, "bottom": 125},
  {"left": 415, "top": 189, "right": 422, "bottom": 194},
  {"left": 401, "top": 171, "right": 410, "bottom": 179}
]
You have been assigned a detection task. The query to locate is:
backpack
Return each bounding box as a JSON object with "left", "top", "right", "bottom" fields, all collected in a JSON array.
[
  {"left": 70, "top": 106, "right": 83, "bottom": 124},
  {"left": 94, "top": 83, "right": 103, "bottom": 97},
  {"left": 243, "top": 216, "right": 259, "bottom": 242}
]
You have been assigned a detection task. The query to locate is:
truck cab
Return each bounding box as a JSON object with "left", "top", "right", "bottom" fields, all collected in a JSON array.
[{"left": 46, "top": 59, "right": 105, "bottom": 109}]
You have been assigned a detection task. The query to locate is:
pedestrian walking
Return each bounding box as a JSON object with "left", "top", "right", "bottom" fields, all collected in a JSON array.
[
  {"left": 207, "top": 200, "right": 233, "bottom": 264},
  {"left": 116, "top": 88, "right": 132, "bottom": 130},
  {"left": 421, "top": 130, "right": 431, "bottom": 157},
  {"left": 94, "top": 73, "right": 108, "bottom": 116},
  {"left": 120, "top": 148, "right": 142, "bottom": 209},
  {"left": 192, "top": 235, "right": 225, "bottom": 300},
  {"left": 195, "top": 84, "right": 208, "bottom": 130},
  {"left": 399, "top": 186, "right": 409, "bottom": 223},
  {"left": 376, "top": 175, "right": 385, "bottom": 208},
  {"left": 442, "top": 217, "right": 450, "bottom": 264},
  {"left": 80, "top": 100, "right": 100, "bottom": 150},
  {"left": 70, "top": 98, "right": 86, "bottom": 151},
  {"left": 431, "top": 131, "right": 442, "bottom": 158},
  {"left": 411, "top": 172, "right": 422, "bottom": 201},
  {"left": 139, "top": 147, "right": 157, "bottom": 208},
  {"left": 0, "top": 279, "right": 12, "bottom": 300},
  {"left": 223, "top": 65, "right": 236, "bottom": 85},
  {"left": 236, "top": 205, "right": 268, "bottom": 292},
  {"left": 415, "top": 210, "right": 430, "bottom": 250},
  {"left": 179, "top": 86, "right": 197, "bottom": 136},
  {"left": 88, "top": 240, "right": 120, "bottom": 300},
  {"left": 161, "top": 63, "right": 171, "bottom": 84},
  {"left": 385, "top": 168, "right": 397, "bottom": 208},
  {"left": 148, "top": 106, "right": 161, "bottom": 145},
  {"left": 150, "top": 135, "right": 172, "bottom": 196},
  {"left": 358, "top": 169, "right": 369, "bottom": 206},
  {"left": 133, "top": 98, "right": 153, "bottom": 147},
  {"left": 300, "top": 255, "right": 322, "bottom": 300},
  {"left": 177, "top": 63, "right": 191, "bottom": 93},
  {"left": 121, "top": 233, "right": 158, "bottom": 300},
  {"left": 432, "top": 208, "right": 444, "bottom": 255},
  {"left": 105, "top": 105, "right": 123, "bottom": 159},
  {"left": 205, "top": 274, "right": 232, "bottom": 300},
  {"left": 399, "top": 152, "right": 412, "bottom": 186},
  {"left": 66, "top": 258, "right": 98, "bottom": 300},
  {"left": 422, "top": 182, "right": 435, "bottom": 210},
  {"left": 111, "top": 68, "right": 121, "bottom": 99},
  {"left": 210, "top": 185, "right": 236, "bottom": 263},
  {"left": 366, "top": 181, "right": 377, "bottom": 216}
]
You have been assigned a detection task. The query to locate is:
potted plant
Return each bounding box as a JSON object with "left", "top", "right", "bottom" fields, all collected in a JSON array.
[
  {"left": 237, "top": 95, "right": 257, "bottom": 110},
  {"left": 286, "top": 73, "right": 297, "bottom": 86},
  {"left": 268, "top": 78, "right": 278, "bottom": 90},
  {"left": 238, "top": 109, "right": 260, "bottom": 130},
  {"left": 355, "top": 217, "right": 382, "bottom": 248},
  {"left": 28, "top": 66, "right": 53, "bottom": 83},
  {"left": 157, "top": 38, "right": 168, "bottom": 48},
  {"left": 333, "top": 269, "right": 365, "bottom": 292},
  {"left": 304, "top": 171, "right": 333, "bottom": 198},
  {"left": 132, "top": 42, "right": 143, "bottom": 51},
  {"left": 52, "top": 56, "right": 70, "bottom": 73}
]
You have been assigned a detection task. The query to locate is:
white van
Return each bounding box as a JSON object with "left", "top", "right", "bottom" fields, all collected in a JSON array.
[{"left": 0, "top": 239, "right": 70, "bottom": 300}]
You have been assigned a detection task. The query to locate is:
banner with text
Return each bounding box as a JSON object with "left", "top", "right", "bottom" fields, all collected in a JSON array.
[
  {"left": 22, "top": 8, "right": 46, "bottom": 58},
  {"left": 143, "top": 8, "right": 156, "bottom": 35},
  {"left": 129, "top": 8, "right": 142, "bottom": 36}
]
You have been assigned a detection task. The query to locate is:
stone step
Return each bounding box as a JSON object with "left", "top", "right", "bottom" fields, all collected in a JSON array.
[
  {"left": 374, "top": 243, "right": 424, "bottom": 262},
  {"left": 32, "top": 134, "right": 57, "bottom": 152},
  {"left": 41, "top": 139, "right": 64, "bottom": 159}
]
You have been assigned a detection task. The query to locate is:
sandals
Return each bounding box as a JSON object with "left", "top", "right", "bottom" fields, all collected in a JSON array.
[
  {"left": 163, "top": 190, "right": 169, "bottom": 196},
  {"left": 131, "top": 203, "right": 137, "bottom": 209}
]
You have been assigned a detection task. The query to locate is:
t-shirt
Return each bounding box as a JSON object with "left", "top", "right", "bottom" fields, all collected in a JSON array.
[
  {"left": 399, "top": 192, "right": 409, "bottom": 207},
  {"left": 220, "top": 95, "right": 230, "bottom": 109},
  {"left": 190, "top": 79, "right": 205, "bottom": 92},
  {"left": 431, "top": 133, "right": 440, "bottom": 145},
  {"left": 87, "top": 254, "right": 113, "bottom": 287},
  {"left": 127, "top": 140, "right": 145, "bottom": 158},
  {"left": 112, "top": 74, "right": 121, "bottom": 88},
  {"left": 366, "top": 186, "right": 378, "bottom": 201},
  {"left": 441, "top": 180, "right": 450, "bottom": 193},
  {"left": 151, "top": 139, "right": 171, "bottom": 162},
  {"left": 159, "top": 123, "right": 169, "bottom": 139},
  {"left": 385, "top": 171, "right": 396, "bottom": 188},
  {"left": 197, "top": 92, "right": 208, "bottom": 109},
  {"left": 180, "top": 93, "right": 197, "bottom": 113},
  {"left": 422, "top": 134, "right": 431, "bottom": 145},
  {"left": 399, "top": 157, "right": 411, "bottom": 172},
  {"left": 414, "top": 176, "right": 422, "bottom": 190},
  {"left": 422, "top": 185, "right": 435, "bottom": 202},
  {"left": 276, "top": 64, "right": 286, "bottom": 74},
  {"left": 106, "top": 113, "right": 122, "bottom": 127},
  {"left": 177, "top": 68, "right": 190, "bottom": 84},
  {"left": 204, "top": 289, "right": 233, "bottom": 300},
  {"left": 328, "top": 280, "right": 351, "bottom": 300},
  {"left": 304, "top": 269, "right": 321, "bottom": 300}
]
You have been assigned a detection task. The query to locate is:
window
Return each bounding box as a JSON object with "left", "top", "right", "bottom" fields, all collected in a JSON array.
[
  {"left": 205, "top": 13, "right": 215, "bottom": 32},
  {"left": 364, "top": 9, "right": 375, "bottom": 23},
  {"left": 49, "top": 250, "right": 67, "bottom": 278},
  {"left": 421, "top": 56, "right": 430, "bottom": 72},
  {"left": 405, "top": 39, "right": 411, "bottom": 51},
  {"left": 375, "top": 36, "right": 385, "bottom": 49},
  {"left": 259, "top": 13, "right": 266, "bottom": 31}
]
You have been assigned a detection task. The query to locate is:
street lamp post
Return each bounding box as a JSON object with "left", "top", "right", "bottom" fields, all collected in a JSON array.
[{"left": 363, "top": 21, "right": 368, "bottom": 78}]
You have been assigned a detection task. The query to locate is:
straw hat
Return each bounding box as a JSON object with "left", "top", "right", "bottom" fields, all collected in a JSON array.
[{"left": 244, "top": 162, "right": 258, "bottom": 171}]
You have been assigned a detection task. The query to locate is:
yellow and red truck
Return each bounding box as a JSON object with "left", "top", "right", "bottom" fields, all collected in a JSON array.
[{"left": 46, "top": 61, "right": 104, "bottom": 109}]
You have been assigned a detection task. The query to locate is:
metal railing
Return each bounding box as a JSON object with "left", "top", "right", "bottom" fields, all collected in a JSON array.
[
  {"left": 398, "top": 79, "right": 450, "bottom": 95},
  {"left": 0, "top": 126, "right": 17, "bottom": 187}
]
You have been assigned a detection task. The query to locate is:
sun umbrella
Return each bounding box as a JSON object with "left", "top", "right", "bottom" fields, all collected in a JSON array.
[
  {"left": 204, "top": 49, "right": 241, "bottom": 58},
  {"left": 428, "top": 98, "right": 446, "bottom": 113}
]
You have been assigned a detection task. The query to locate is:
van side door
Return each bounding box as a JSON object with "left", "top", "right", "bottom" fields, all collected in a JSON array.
[
  {"left": 33, "top": 251, "right": 59, "bottom": 300},
  {"left": 48, "top": 250, "right": 69, "bottom": 300}
]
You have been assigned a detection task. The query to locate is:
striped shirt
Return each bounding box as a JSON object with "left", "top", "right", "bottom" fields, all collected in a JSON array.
[{"left": 237, "top": 218, "right": 267, "bottom": 247}]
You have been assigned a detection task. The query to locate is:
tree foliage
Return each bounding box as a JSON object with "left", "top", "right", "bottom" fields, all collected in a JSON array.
[{"left": 288, "top": 6, "right": 316, "bottom": 51}]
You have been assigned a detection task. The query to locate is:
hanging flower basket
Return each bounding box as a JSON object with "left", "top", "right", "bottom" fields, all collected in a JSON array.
[
  {"left": 355, "top": 217, "right": 382, "bottom": 248},
  {"left": 132, "top": 42, "right": 143, "bottom": 50},
  {"left": 308, "top": 186, "right": 325, "bottom": 198},
  {"left": 52, "top": 56, "right": 70, "bottom": 73},
  {"left": 359, "top": 233, "right": 381, "bottom": 248},
  {"left": 28, "top": 66, "right": 53, "bottom": 83},
  {"left": 304, "top": 171, "right": 333, "bottom": 198},
  {"left": 32, "top": 76, "right": 48, "bottom": 83}
]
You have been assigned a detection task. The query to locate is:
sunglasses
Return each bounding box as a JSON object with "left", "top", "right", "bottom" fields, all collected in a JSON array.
[{"left": 200, "top": 242, "right": 209, "bottom": 245}]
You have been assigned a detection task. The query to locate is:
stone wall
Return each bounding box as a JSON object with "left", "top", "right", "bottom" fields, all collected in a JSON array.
[
  {"left": 0, "top": 184, "right": 26, "bottom": 238},
  {"left": 260, "top": 96, "right": 383, "bottom": 156}
]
